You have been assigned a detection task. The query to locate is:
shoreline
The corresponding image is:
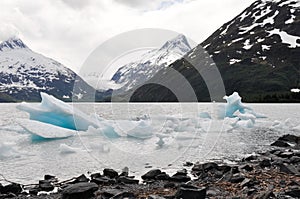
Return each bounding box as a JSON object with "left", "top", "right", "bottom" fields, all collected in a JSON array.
[{"left": 0, "top": 134, "right": 299, "bottom": 199}]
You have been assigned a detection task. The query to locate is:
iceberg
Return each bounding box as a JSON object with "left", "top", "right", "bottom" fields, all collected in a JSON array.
[
  {"left": 17, "top": 119, "right": 76, "bottom": 140},
  {"left": 218, "top": 92, "right": 252, "bottom": 118},
  {"left": 17, "top": 92, "right": 99, "bottom": 131}
]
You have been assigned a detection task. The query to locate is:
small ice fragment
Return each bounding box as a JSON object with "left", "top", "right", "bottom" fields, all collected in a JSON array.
[
  {"left": 199, "top": 112, "right": 212, "bottom": 119},
  {"left": 59, "top": 144, "right": 78, "bottom": 154}
]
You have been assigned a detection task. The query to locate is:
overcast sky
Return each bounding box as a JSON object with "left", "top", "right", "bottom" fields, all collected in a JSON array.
[{"left": 0, "top": 0, "right": 255, "bottom": 72}]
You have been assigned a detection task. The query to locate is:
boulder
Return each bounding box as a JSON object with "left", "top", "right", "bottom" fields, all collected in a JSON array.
[
  {"left": 142, "top": 169, "right": 162, "bottom": 180},
  {"left": 61, "top": 182, "right": 98, "bottom": 199},
  {"left": 175, "top": 186, "right": 206, "bottom": 199},
  {"left": 271, "top": 140, "right": 290, "bottom": 148},
  {"left": 72, "top": 174, "right": 89, "bottom": 183},
  {"left": 117, "top": 176, "right": 139, "bottom": 184},
  {"left": 39, "top": 180, "right": 54, "bottom": 192},
  {"left": 103, "top": 168, "right": 118, "bottom": 179},
  {"left": 0, "top": 183, "right": 22, "bottom": 195}
]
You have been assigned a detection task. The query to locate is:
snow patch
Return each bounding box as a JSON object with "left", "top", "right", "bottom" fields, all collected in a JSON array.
[{"left": 268, "top": 28, "right": 300, "bottom": 48}]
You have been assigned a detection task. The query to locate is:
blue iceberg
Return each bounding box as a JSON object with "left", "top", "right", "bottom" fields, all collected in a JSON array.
[{"left": 17, "top": 92, "right": 99, "bottom": 131}]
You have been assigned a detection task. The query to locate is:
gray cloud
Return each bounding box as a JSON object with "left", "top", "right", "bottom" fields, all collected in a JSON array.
[{"left": 0, "top": 0, "right": 255, "bottom": 72}]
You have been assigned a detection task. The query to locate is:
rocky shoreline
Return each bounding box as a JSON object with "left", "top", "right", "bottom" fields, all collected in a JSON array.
[{"left": 1, "top": 134, "right": 299, "bottom": 199}]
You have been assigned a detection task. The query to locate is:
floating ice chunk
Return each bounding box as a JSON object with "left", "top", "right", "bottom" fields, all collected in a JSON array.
[
  {"left": 59, "top": 144, "right": 80, "bottom": 154},
  {"left": 236, "top": 112, "right": 256, "bottom": 123},
  {"left": 218, "top": 92, "right": 252, "bottom": 118},
  {"left": 0, "top": 142, "right": 19, "bottom": 159},
  {"left": 110, "top": 120, "right": 153, "bottom": 139},
  {"left": 17, "top": 119, "right": 76, "bottom": 140},
  {"left": 199, "top": 112, "right": 212, "bottom": 119},
  {"left": 17, "top": 92, "right": 99, "bottom": 131},
  {"left": 87, "top": 124, "right": 121, "bottom": 139},
  {"left": 235, "top": 119, "right": 255, "bottom": 128}
]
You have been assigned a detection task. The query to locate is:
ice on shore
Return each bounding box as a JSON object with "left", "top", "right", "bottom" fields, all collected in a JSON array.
[
  {"left": 17, "top": 92, "right": 99, "bottom": 131},
  {"left": 59, "top": 144, "right": 80, "bottom": 154}
]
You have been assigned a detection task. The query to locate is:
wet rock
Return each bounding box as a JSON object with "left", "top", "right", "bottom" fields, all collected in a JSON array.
[
  {"left": 156, "top": 173, "right": 170, "bottom": 180},
  {"left": 39, "top": 180, "right": 54, "bottom": 192},
  {"left": 277, "top": 163, "right": 300, "bottom": 175},
  {"left": 240, "top": 164, "right": 253, "bottom": 172},
  {"left": 290, "top": 156, "right": 300, "bottom": 164},
  {"left": 259, "top": 159, "right": 271, "bottom": 168},
  {"left": 175, "top": 186, "right": 206, "bottom": 199},
  {"left": 271, "top": 140, "right": 290, "bottom": 148},
  {"left": 117, "top": 176, "right": 139, "bottom": 184},
  {"left": 142, "top": 169, "right": 162, "bottom": 180},
  {"left": 61, "top": 182, "right": 98, "bottom": 199},
  {"left": 1, "top": 183, "right": 22, "bottom": 195},
  {"left": 277, "top": 152, "right": 294, "bottom": 159},
  {"left": 278, "top": 134, "right": 300, "bottom": 144},
  {"left": 91, "top": 176, "right": 116, "bottom": 185},
  {"left": 103, "top": 168, "right": 118, "bottom": 179},
  {"left": 28, "top": 187, "right": 40, "bottom": 195},
  {"left": 91, "top": 173, "right": 101, "bottom": 180},
  {"left": 183, "top": 162, "right": 193, "bottom": 167},
  {"left": 285, "top": 189, "right": 300, "bottom": 197},
  {"left": 229, "top": 174, "right": 245, "bottom": 183},
  {"left": 44, "top": 175, "right": 56, "bottom": 181},
  {"left": 170, "top": 170, "right": 191, "bottom": 182},
  {"left": 73, "top": 174, "right": 89, "bottom": 183},
  {"left": 255, "top": 190, "right": 275, "bottom": 199}
]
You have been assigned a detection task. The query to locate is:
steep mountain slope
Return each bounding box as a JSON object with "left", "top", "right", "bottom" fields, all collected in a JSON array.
[
  {"left": 130, "top": 0, "right": 300, "bottom": 102},
  {"left": 111, "top": 34, "right": 192, "bottom": 92},
  {"left": 0, "top": 37, "right": 94, "bottom": 102}
]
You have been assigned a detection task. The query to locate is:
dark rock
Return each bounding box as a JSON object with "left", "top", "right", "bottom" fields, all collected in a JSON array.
[
  {"left": 39, "top": 180, "right": 54, "bottom": 192},
  {"left": 28, "top": 187, "right": 40, "bottom": 195},
  {"left": 277, "top": 152, "right": 294, "bottom": 158},
  {"left": 173, "top": 169, "right": 187, "bottom": 176},
  {"left": 278, "top": 134, "right": 300, "bottom": 144},
  {"left": 61, "top": 182, "right": 98, "bottom": 199},
  {"left": 183, "top": 162, "right": 193, "bottom": 167},
  {"left": 1, "top": 183, "right": 22, "bottom": 195},
  {"left": 91, "top": 176, "right": 116, "bottom": 185},
  {"left": 285, "top": 189, "right": 300, "bottom": 197},
  {"left": 103, "top": 168, "right": 118, "bottom": 179},
  {"left": 243, "top": 155, "right": 258, "bottom": 162},
  {"left": 164, "top": 182, "right": 176, "bottom": 189},
  {"left": 156, "top": 173, "right": 170, "bottom": 180},
  {"left": 259, "top": 159, "right": 271, "bottom": 168},
  {"left": 229, "top": 174, "right": 245, "bottom": 183},
  {"left": 277, "top": 163, "right": 300, "bottom": 176},
  {"left": 170, "top": 175, "right": 191, "bottom": 183},
  {"left": 240, "top": 164, "right": 253, "bottom": 172},
  {"left": 218, "top": 165, "right": 232, "bottom": 174},
  {"left": 202, "top": 162, "right": 218, "bottom": 171},
  {"left": 90, "top": 173, "right": 101, "bottom": 180},
  {"left": 117, "top": 176, "right": 139, "bottom": 184},
  {"left": 175, "top": 186, "right": 206, "bottom": 199},
  {"left": 44, "top": 175, "right": 56, "bottom": 181},
  {"left": 271, "top": 140, "right": 290, "bottom": 148},
  {"left": 73, "top": 174, "right": 89, "bottom": 183},
  {"left": 111, "top": 191, "right": 135, "bottom": 199},
  {"left": 256, "top": 190, "right": 275, "bottom": 199},
  {"left": 290, "top": 156, "right": 300, "bottom": 164},
  {"left": 142, "top": 169, "right": 162, "bottom": 180}
]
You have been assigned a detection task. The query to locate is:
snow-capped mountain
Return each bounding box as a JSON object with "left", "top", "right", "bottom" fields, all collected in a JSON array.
[
  {"left": 0, "top": 37, "right": 94, "bottom": 102},
  {"left": 129, "top": 0, "right": 300, "bottom": 102},
  {"left": 111, "top": 34, "right": 192, "bottom": 92}
]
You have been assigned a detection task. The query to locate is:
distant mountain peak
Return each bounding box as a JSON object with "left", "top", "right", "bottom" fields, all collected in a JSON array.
[
  {"left": 0, "top": 37, "right": 28, "bottom": 51},
  {"left": 160, "top": 34, "right": 191, "bottom": 52}
]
